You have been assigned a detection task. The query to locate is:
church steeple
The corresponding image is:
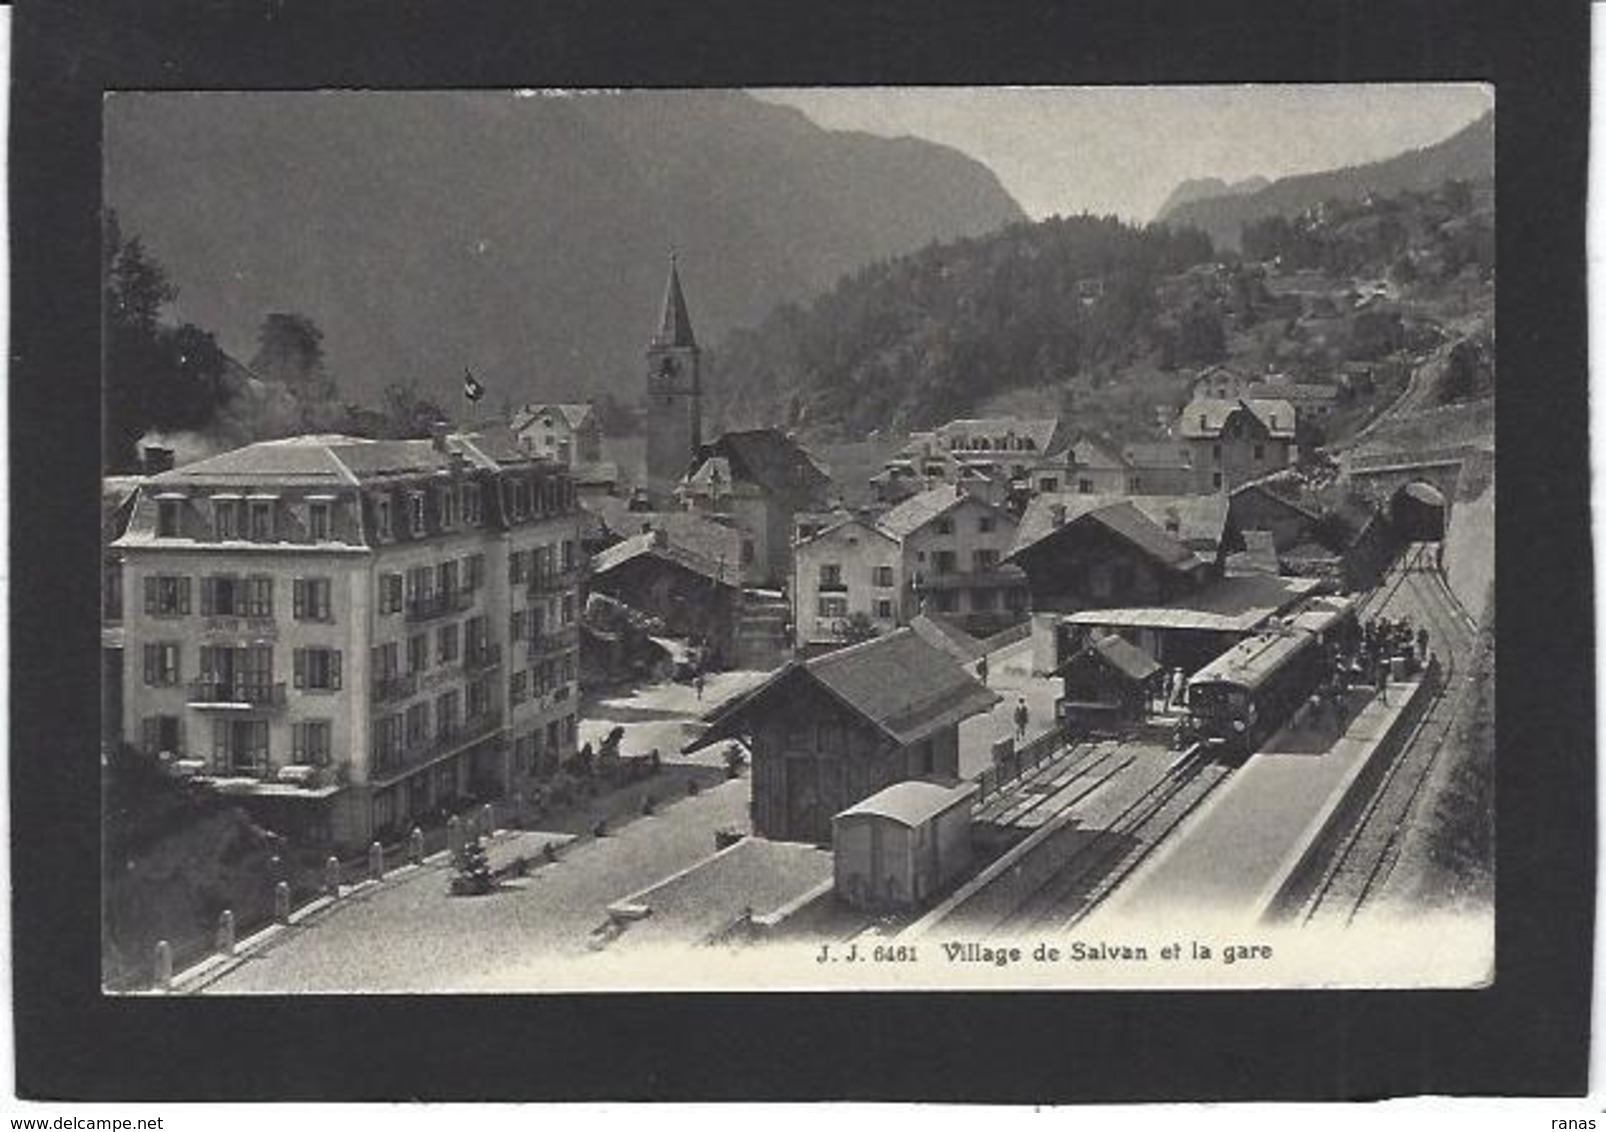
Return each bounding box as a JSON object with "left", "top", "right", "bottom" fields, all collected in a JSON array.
[
  {"left": 652, "top": 253, "right": 698, "bottom": 349},
  {"left": 644, "top": 251, "right": 703, "bottom": 507}
]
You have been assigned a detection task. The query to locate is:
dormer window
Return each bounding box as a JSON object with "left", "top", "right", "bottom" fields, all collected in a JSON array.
[
  {"left": 156, "top": 496, "right": 183, "bottom": 538},
  {"left": 1199, "top": 414, "right": 1208, "bottom": 430},
  {"left": 307, "top": 498, "right": 333, "bottom": 542},
  {"left": 461, "top": 483, "right": 481, "bottom": 525},
  {"left": 248, "top": 498, "right": 275, "bottom": 542},
  {"left": 376, "top": 497, "right": 393, "bottom": 541},
  {"left": 439, "top": 486, "right": 458, "bottom": 531},
  {"left": 214, "top": 496, "right": 241, "bottom": 540},
  {"left": 408, "top": 492, "right": 426, "bottom": 536}
]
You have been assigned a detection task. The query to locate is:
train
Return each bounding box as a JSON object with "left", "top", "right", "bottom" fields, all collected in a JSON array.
[{"left": 1181, "top": 596, "right": 1359, "bottom": 755}]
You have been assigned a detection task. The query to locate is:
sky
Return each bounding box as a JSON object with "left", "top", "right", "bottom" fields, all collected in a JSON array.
[{"left": 757, "top": 85, "right": 1493, "bottom": 222}]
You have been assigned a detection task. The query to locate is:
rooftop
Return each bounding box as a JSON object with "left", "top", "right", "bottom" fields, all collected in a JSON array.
[
  {"left": 697, "top": 429, "right": 833, "bottom": 501},
  {"left": 590, "top": 529, "right": 741, "bottom": 588},
  {"left": 1061, "top": 573, "right": 1322, "bottom": 635},
  {"left": 834, "top": 779, "right": 977, "bottom": 828},
  {"left": 1177, "top": 398, "right": 1298, "bottom": 440},
  {"left": 1009, "top": 495, "right": 1208, "bottom": 572}
]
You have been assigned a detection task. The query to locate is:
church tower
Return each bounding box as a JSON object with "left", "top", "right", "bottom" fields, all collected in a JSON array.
[{"left": 644, "top": 254, "right": 703, "bottom": 507}]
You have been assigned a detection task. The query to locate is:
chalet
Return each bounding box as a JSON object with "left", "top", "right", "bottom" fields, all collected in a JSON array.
[
  {"left": 677, "top": 428, "right": 835, "bottom": 586},
  {"left": 512, "top": 403, "right": 604, "bottom": 469},
  {"left": 1177, "top": 397, "right": 1297, "bottom": 492},
  {"left": 688, "top": 628, "right": 999, "bottom": 844},
  {"left": 1227, "top": 480, "right": 1324, "bottom": 556},
  {"left": 588, "top": 527, "right": 743, "bottom": 669},
  {"left": 1006, "top": 496, "right": 1214, "bottom": 674},
  {"left": 1054, "top": 631, "right": 1163, "bottom": 729}
]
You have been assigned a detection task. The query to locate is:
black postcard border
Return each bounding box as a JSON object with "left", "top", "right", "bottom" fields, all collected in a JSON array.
[{"left": 10, "top": 0, "right": 1591, "bottom": 1103}]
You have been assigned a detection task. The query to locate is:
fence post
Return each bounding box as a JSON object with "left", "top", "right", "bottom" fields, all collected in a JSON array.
[
  {"left": 154, "top": 939, "right": 173, "bottom": 991},
  {"left": 409, "top": 826, "right": 425, "bottom": 865},
  {"left": 447, "top": 815, "right": 465, "bottom": 860},
  {"left": 369, "top": 841, "right": 385, "bottom": 881},
  {"left": 324, "top": 855, "right": 342, "bottom": 898},
  {"left": 274, "top": 881, "right": 291, "bottom": 925},
  {"left": 216, "top": 909, "right": 236, "bottom": 956}
]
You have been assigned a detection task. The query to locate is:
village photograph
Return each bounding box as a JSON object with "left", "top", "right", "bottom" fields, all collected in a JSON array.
[{"left": 99, "top": 85, "right": 1496, "bottom": 993}]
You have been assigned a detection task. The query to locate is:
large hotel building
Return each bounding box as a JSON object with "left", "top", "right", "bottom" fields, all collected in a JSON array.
[{"left": 109, "top": 425, "right": 583, "bottom": 849}]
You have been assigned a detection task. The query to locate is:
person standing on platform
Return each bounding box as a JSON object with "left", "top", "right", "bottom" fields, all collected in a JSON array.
[
  {"left": 976, "top": 654, "right": 989, "bottom": 686},
  {"left": 1014, "top": 697, "right": 1030, "bottom": 741}
]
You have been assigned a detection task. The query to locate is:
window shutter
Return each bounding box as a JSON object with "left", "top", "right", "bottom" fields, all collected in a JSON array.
[
  {"left": 180, "top": 578, "right": 192, "bottom": 613},
  {"left": 200, "top": 577, "right": 215, "bottom": 616},
  {"left": 293, "top": 578, "right": 306, "bottom": 619},
  {"left": 141, "top": 717, "right": 157, "bottom": 753},
  {"left": 292, "top": 722, "right": 305, "bottom": 761},
  {"left": 143, "top": 576, "right": 157, "bottom": 614},
  {"left": 293, "top": 649, "right": 306, "bottom": 689},
  {"left": 212, "top": 718, "right": 228, "bottom": 766},
  {"left": 331, "top": 651, "right": 343, "bottom": 690},
  {"left": 143, "top": 644, "right": 156, "bottom": 685}
]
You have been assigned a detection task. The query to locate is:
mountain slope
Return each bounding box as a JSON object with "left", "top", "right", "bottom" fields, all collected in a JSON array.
[
  {"left": 104, "top": 91, "right": 1024, "bottom": 409},
  {"left": 1154, "top": 175, "right": 1269, "bottom": 222},
  {"left": 1163, "top": 110, "right": 1493, "bottom": 249}
]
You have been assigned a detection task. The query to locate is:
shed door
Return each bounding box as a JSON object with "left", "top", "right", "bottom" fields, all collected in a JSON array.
[{"left": 786, "top": 756, "right": 822, "bottom": 844}]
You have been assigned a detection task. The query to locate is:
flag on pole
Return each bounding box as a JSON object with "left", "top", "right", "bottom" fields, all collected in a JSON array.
[{"left": 463, "top": 367, "right": 486, "bottom": 402}]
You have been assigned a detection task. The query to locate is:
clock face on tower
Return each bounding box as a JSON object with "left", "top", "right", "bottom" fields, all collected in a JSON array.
[{"left": 658, "top": 355, "right": 679, "bottom": 378}]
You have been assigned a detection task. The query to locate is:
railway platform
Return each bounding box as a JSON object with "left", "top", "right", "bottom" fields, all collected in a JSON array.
[{"left": 1090, "top": 679, "right": 1425, "bottom": 927}]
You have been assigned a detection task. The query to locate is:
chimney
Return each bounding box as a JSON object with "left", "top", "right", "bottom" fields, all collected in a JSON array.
[
  {"left": 142, "top": 446, "right": 175, "bottom": 475},
  {"left": 430, "top": 421, "right": 449, "bottom": 453},
  {"left": 1051, "top": 502, "right": 1068, "bottom": 528}
]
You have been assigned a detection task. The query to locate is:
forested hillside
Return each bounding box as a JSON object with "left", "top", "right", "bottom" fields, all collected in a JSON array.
[{"left": 708, "top": 215, "right": 1218, "bottom": 438}]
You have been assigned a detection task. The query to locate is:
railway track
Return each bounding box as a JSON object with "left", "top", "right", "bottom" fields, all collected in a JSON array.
[
  {"left": 1298, "top": 542, "right": 1479, "bottom": 927},
  {"left": 995, "top": 747, "right": 1232, "bottom": 935}
]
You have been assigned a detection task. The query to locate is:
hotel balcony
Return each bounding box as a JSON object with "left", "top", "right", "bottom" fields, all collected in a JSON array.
[
  {"left": 171, "top": 758, "right": 344, "bottom": 798},
  {"left": 526, "top": 626, "right": 579, "bottom": 663},
  {"left": 372, "top": 671, "right": 419, "bottom": 706},
  {"left": 186, "top": 680, "right": 288, "bottom": 709},
  {"left": 526, "top": 568, "right": 582, "bottom": 597},
  {"left": 405, "top": 587, "right": 477, "bottom": 623},
  {"left": 369, "top": 710, "right": 505, "bottom": 787},
  {"left": 463, "top": 642, "right": 503, "bottom": 673}
]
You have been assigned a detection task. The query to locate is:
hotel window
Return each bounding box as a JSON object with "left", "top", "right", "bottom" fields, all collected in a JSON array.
[
  {"left": 214, "top": 499, "right": 240, "bottom": 540},
  {"left": 406, "top": 565, "right": 434, "bottom": 604},
  {"left": 292, "top": 720, "right": 332, "bottom": 766},
  {"left": 373, "top": 642, "right": 400, "bottom": 680},
  {"left": 436, "top": 690, "right": 461, "bottom": 737},
  {"left": 462, "top": 483, "right": 482, "bottom": 526},
  {"left": 380, "top": 572, "right": 404, "bottom": 615},
  {"left": 873, "top": 565, "right": 894, "bottom": 588},
  {"left": 294, "top": 648, "right": 343, "bottom": 691},
  {"left": 405, "top": 701, "right": 430, "bottom": 746},
  {"left": 973, "top": 549, "right": 999, "bottom": 571},
  {"left": 466, "top": 615, "right": 489, "bottom": 657},
  {"left": 372, "top": 789, "right": 397, "bottom": 832},
  {"left": 466, "top": 676, "right": 491, "bottom": 720},
  {"left": 376, "top": 497, "right": 393, "bottom": 540},
  {"left": 157, "top": 498, "right": 183, "bottom": 538},
  {"left": 308, "top": 500, "right": 332, "bottom": 541},
  {"left": 242, "top": 575, "right": 274, "bottom": 617},
  {"left": 465, "top": 554, "right": 485, "bottom": 592},
  {"left": 438, "top": 559, "right": 460, "bottom": 600},
  {"left": 140, "top": 715, "right": 182, "bottom": 756},
  {"left": 819, "top": 564, "right": 842, "bottom": 588},
  {"left": 374, "top": 715, "right": 405, "bottom": 771},
  {"left": 874, "top": 599, "right": 894, "bottom": 620},
  {"left": 293, "top": 577, "right": 332, "bottom": 622},
  {"left": 934, "top": 517, "right": 954, "bottom": 535},
  {"left": 440, "top": 486, "right": 458, "bottom": 530},
  {"left": 142, "top": 642, "right": 181, "bottom": 686},
  {"left": 510, "top": 609, "right": 527, "bottom": 642},
  {"left": 249, "top": 500, "right": 275, "bottom": 541},
  {"left": 143, "top": 575, "right": 191, "bottom": 617},
  {"left": 818, "top": 595, "right": 848, "bottom": 619},
  {"left": 437, "top": 622, "right": 459, "bottom": 665},
  {"left": 407, "top": 633, "right": 429, "bottom": 674},
  {"left": 509, "top": 550, "right": 529, "bottom": 586},
  {"left": 213, "top": 718, "right": 269, "bottom": 774},
  {"left": 978, "top": 515, "right": 995, "bottom": 533},
  {"left": 409, "top": 492, "right": 426, "bottom": 536},
  {"left": 509, "top": 669, "right": 528, "bottom": 705},
  {"left": 1079, "top": 478, "right": 1094, "bottom": 494}
]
